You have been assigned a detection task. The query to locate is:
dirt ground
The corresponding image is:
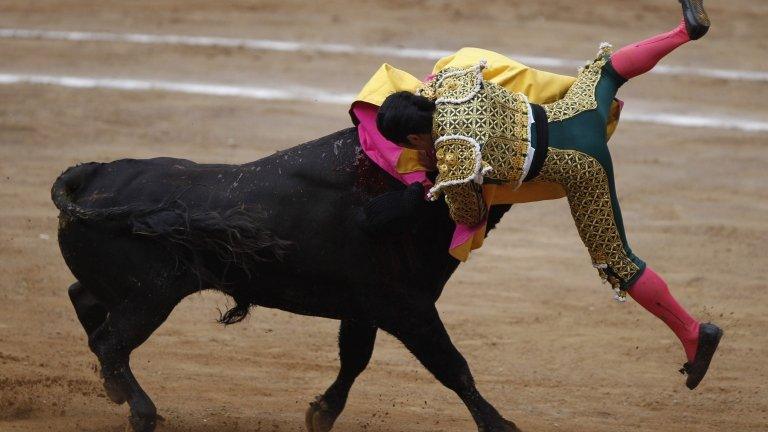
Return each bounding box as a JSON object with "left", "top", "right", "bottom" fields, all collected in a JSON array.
[{"left": 1, "top": 1, "right": 767, "bottom": 431}]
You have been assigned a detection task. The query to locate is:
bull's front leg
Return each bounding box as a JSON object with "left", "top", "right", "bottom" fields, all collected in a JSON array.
[
  {"left": 305, "top": 319, "right": 377, "bottom": 432},
  {"left": 380, "top": 305, "right": 521, "bottom": 432}
]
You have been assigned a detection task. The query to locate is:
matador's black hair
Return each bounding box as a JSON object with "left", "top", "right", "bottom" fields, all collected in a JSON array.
[{"left": 376, "top": 91, "right": 435, "bottom": 145}]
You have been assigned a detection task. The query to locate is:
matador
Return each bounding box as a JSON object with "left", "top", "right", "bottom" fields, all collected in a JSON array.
[{"left": 373, "top": 0, "right": 722, "bottom": 389}]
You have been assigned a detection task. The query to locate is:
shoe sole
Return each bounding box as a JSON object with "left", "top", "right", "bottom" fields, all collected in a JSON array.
[
  {"left": 686, "top": 324, "right": 723, "bottom": 390},
  {"left": 680, "top": 0, "right": 711, "bottom": 40},
  {"left": 689, "top": 0, "right": 711, "bottom": 25}
]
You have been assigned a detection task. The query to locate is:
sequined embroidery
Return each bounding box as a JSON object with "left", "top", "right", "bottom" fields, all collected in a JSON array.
[
  {"left": 433, "top": 136, "right": 484, "bottom": 189},
  {"left": 443, "top": 182, "right": 488, "bottom": 226},
  {"left": 543, "top": 43, "right": 613, "bottom": 122},
  {"left": 483, "top": 137, "right": 530, "bottom": 186},
  {"left": 532, "top": 148, "right": 641, "bottom": 289},
  {"left": 415, "top": 81, "right": 436, "bottom": 100},
  {"left": 428, "top": 62, "right": 532, "bottom": 200},
  {"left": 434, "top": 61, "right": 486, "bottom": 104}
]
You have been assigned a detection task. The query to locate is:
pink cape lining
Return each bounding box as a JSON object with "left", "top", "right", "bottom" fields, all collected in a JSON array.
[{"left": 351, "top": 102, "right": 484, "bottom": 252}]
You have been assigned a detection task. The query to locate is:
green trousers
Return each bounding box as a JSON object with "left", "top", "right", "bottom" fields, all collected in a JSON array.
[{"left": 532, "top": 60, "right": 646, "bottom": 291}]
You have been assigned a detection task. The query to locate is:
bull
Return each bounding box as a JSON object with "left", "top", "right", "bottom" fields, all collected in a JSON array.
[{"left": 51, "top": 127, "right": 517, "bottom": 432}]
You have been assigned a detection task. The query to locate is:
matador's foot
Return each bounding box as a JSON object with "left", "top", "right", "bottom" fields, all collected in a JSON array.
[
  {"left": 680, "top": 322, "right": 723, "bottom": 390},
  {"left": 679, "top": 0, "right": 711, "bottom": 40}
]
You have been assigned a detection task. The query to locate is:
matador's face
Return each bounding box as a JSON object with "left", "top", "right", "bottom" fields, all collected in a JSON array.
[{"left": 404, "top": 133, "right": 435, "bottom": 152}]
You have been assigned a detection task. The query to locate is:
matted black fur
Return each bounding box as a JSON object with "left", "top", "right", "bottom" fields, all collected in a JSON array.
[{"left": 53, "top": 127, "right": 519, "bottom": 432}]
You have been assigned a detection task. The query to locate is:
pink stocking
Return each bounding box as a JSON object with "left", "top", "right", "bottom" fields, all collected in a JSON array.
[
  {"left": 628, "top": 267, "right": 700, "bottom": 361},
  {"left": 610, "top": 19, "right": 691, "bottom": 80}
]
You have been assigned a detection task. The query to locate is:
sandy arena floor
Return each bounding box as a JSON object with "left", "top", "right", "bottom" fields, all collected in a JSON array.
[{"left": 1, "top": 1, "right": 767, "bottom": 431}]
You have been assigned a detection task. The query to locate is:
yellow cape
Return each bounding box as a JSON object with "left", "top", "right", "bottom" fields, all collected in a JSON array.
[{"left": 355, "top": 47, "right": 621, "bottom": 260}]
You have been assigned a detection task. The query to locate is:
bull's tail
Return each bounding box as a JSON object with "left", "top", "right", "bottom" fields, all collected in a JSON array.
[
  {"left": 131, "top": 203, "right": 293, "bottom": 324},
  {"left": 52, "top": 163, "right": 292, "bottom": 324}
]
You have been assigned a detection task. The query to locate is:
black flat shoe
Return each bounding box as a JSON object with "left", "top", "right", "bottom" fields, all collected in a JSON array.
[
  {"left": 679, "top": 0, "right": 711, "bottom": 40},
  {"left": 680, "top": 322, "right": 723, "bottom": 390}
]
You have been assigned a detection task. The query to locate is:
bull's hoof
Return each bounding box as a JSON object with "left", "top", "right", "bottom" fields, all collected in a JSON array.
[
  {"left": 480, "top": 419, "right": 522, "bottom": 432},
  {"left": 503, "top": 419, "right": 523, "bottom": 432},
  {"left": 128, "top": 413, "right": 162, "bottom": 432},
  {"left": 103, "top": 380, "right": 127, "bottom": 405},
  {"left": 305, "top": 396, "right": 340, "bottom": 432}
]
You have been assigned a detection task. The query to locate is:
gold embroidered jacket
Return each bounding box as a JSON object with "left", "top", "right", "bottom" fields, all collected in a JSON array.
[{"left": 418, "top": 60, "right": 534, "bottom": 226}]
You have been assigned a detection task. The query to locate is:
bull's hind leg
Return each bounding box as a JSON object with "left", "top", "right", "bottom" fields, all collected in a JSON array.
[
  {"left": 69, "top": 281, "right": 127, "bottom": 404},
  {"left": 87, "top": 289, "right": 182, "bottom": 432},
  {"left": 381, "top": 306, "right": 520, "bottom": 432},
  {"left": 306, "top": 320, "right": 377, "bottom": 432},
  {"left": 68, "top": 281, "right": 108, "bottom": 338}
]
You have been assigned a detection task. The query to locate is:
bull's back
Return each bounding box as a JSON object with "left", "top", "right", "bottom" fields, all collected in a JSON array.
[
  {"left": 67, "top": 129, "right": 361, "bottom": 212},
  {"left": 67, "top": 158, "right": 198, "bottom": 209},
  {"left": 54, "top": 127, "right": 380, "bottom": 276}
]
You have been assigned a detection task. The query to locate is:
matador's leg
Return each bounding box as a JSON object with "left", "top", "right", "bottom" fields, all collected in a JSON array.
[
  {"left": 536, "top": 148, "right": 721, "bottom": 390},
  {"left": 610, "top": 0, "right": 710, "bottom": 80}
]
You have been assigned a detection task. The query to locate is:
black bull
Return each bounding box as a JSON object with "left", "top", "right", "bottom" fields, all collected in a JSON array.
[{"left": 51, "top": 127, "right": 520, "bottom": 432}]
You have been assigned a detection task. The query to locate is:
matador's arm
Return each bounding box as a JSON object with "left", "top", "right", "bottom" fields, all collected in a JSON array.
[
  {"left": 428, "top": 133, "right": 489, "bottom": 227},
  {"left": 442, "top": 182, "right": 488, "bottom": 227}
]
